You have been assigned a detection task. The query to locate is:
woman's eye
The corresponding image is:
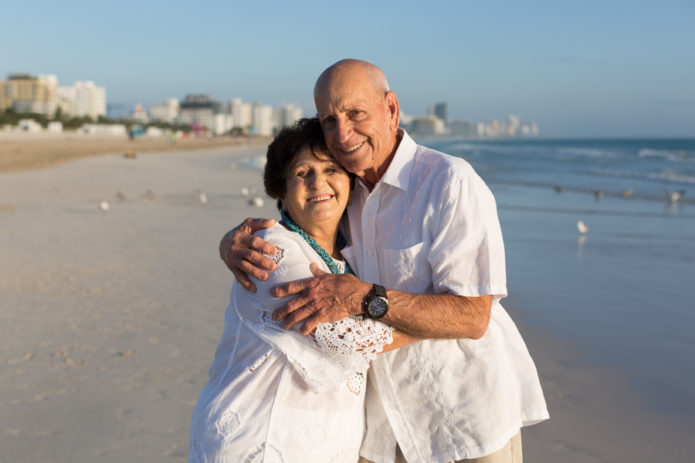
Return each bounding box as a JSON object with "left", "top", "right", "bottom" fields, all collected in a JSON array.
[{"left": 296, "top": 170, "right": 309, "bottom": 177}]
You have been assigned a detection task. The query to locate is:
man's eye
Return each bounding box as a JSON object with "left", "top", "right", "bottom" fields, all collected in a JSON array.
[
  {"left": 349, "top": 110, "right": 365, "bottom": 120},
  {"left": 321, "top": 117, "right": 336, "bottom": 127}
]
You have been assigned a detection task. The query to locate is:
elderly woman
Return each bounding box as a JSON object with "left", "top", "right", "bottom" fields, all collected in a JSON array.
[{"left": 189, "top": 118, "right": 414, "bottom": 463}]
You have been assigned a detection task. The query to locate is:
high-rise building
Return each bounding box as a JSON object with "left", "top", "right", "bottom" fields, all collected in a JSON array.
[
  {"left": 229, "top": 98, "right": 253, "bottom": 130},
  {"left": 432, "top": 102, "right": 447, "bottom": 123},
  {"left": 0, "top": 73, "right": 58, "bottom": 116},
  {"left": 251, "top": 103, "right": 275, "bottom": 136},
  {"left": 277, "top": 104, "right": 303, "bottom": 128},
  {"left": 149, "top": 98, "right": 179, "bottom": 123},
  {"left": 57, "top": 81, "right": 107, "bottom": 120},
  {"left": 179, "top": 94, "right": 221, "bottom": 132},
  {"left": 410, "top": 115, "right": 446, "bottom": 136}
]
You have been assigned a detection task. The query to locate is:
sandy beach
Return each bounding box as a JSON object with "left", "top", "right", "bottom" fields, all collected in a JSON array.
[
  {"left": 0, "top": 132, "right": 270, "bottom": 174},
  {"left": 1, "top": 144, "right": 693, "bottom": 462}
]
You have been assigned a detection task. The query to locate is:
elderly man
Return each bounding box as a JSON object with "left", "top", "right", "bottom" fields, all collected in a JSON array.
[{"left": 221, "top": 59, "right": 548, "bottom": 463}]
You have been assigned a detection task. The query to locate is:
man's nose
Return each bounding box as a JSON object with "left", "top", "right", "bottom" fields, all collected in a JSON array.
[{"left": 336, "top": 119, "right": 353, "bottom": 143}]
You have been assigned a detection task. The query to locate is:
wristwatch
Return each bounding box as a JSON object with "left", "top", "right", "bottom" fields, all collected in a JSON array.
[{"left": 364, "top": 284, "right": 389, "bottom": 320}]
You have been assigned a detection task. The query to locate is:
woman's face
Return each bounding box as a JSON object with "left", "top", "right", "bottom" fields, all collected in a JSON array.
[{"left": 283, "top": 145, "right": 351, "bottom": 231}]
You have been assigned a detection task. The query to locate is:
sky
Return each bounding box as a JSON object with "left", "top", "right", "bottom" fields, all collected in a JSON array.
[{"left": 2, "top": 0, "right": 694, "bottom": 137}]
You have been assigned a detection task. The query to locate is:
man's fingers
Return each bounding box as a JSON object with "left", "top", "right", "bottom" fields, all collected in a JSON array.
[
  {"left": 280, "top": 303, "right": 318, "bottom": 331},
  {"left": 271, "top": 277, "right": 315, "bottom": 298},
  {"left": 244, "top": 217, "right": 276, "bottom": 234},
  {"left": 230, "top": 268, "right": 256, "bottom": 293},
  {"left": 272, "top": 291, "right": 310, "bottom": 321},
  {"left": 300, "top": 313, "right": 325, "bottom": 336},
  {"left": 236, "top": 258, "right": 270, "bottom": 282},
  {"left": 243, "top": 235, "right": 278, "bottom": 262}
]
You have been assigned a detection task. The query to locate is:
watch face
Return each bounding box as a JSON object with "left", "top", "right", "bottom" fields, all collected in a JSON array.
[{"left": 368, "top": 297, "right": 388, "bottom": 318}]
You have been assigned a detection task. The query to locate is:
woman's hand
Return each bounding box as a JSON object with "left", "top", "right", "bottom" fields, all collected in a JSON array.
[{"left": 219, "top": 217, "right": 277, "bottom": 292}]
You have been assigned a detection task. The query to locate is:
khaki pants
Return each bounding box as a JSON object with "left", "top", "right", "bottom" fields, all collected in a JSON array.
[{"left": 358, "top": 432, "right": 522, "bottom": 463}]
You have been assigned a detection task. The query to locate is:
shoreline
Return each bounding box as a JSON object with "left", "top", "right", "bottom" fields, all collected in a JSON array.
[{"left": 0, "top": 132, "right": 271, "bottom": 174}]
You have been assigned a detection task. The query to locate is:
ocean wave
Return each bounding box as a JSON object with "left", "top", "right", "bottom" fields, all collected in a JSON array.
[
  {"left": 638, "top": 148, "right": 690, "bottom": 162},
  {"left": 647, "top": 170, "right": 695, "bottom": 184},
  {"left": 589, "top": 168, "right": 695, "bottom": 185},
  {"left": 556, "top": 147, "right": 622, "bottom": 159},
  {"left": 444, "top": 142, "right": 624, "bottom": 159}
]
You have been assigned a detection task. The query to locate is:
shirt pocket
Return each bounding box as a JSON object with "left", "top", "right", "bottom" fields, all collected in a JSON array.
[{"left": 379, "top": 242, "right": 428, "bottom": 291}]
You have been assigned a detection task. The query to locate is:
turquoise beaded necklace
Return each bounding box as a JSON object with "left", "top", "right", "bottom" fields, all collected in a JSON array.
[{"left": 280, "top": 210, "right": 354, "bottom": 275}]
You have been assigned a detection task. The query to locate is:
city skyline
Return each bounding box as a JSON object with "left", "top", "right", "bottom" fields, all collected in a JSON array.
[{"left": 2, "top": 0, "right": 693, "bottom": 138}]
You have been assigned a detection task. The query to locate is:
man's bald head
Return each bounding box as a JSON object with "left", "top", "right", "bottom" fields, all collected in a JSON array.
[{"left": 314, "top": 59, "right": 390, "bottom": 102}]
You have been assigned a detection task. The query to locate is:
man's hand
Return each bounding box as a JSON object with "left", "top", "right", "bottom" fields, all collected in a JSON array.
[
  {"left": 271, "top": 264, "right": 371, "bottom": 335},
  {"left": 219, "top": 217, "right": 277, "bottom": 292}
]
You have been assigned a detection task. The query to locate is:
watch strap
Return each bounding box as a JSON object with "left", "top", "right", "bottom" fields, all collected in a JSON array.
[{"left": 373, "top": 284, "right": 387, "bottom": 298}]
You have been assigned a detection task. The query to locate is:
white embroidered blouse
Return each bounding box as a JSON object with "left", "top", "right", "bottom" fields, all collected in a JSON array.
[{"left": 189, "top": 224, "right": 394, "bottom": 463}]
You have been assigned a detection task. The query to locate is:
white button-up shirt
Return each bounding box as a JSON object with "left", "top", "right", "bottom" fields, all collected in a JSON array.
[{"left": 342, "top": 130, "right": 549, "bottom": 463}]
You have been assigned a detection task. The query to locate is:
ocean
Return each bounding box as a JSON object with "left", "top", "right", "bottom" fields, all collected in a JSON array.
[{"left": 426, "top": 137, "right": 695, "bottom": 420}]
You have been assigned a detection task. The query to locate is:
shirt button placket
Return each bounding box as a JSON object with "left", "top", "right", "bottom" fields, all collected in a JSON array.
[{"left": 362, "top": 188, "right": 380, "bottom": 283}]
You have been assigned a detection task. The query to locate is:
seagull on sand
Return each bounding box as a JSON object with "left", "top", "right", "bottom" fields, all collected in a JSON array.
[
  {"left": 240, "top": 186, "right": 250, "bottom": 197},
  {"left": 577, "top": 220, "right": 589, "bottom": 234},
  {"left": 99, "top": 201, "right": 110, "bottom": 212},
  {"left": 250, "top": 196, "right": 264, "bottom": 208},
  {"left": 193, "top": 188, "right": 208, "bottom": 204}
]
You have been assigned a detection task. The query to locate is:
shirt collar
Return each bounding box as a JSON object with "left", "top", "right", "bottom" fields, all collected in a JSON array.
[{"left": 375, "top": 128, "right": 417, "bottom": 192}]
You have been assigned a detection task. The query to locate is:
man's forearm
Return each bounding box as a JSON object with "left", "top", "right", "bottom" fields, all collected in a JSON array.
[{"left": 382, "top": 291, "right": 492, "bottom": 339}]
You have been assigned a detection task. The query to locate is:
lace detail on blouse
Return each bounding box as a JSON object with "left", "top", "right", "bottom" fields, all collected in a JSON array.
[
  {"left": 314, "top": 316, "right": 393, "bottom": 372},
  {"left": 264, "top": 246, "right": 286, "bottom": 264},
  {"left": 215, "top": 409, "right": 241, "bottom": 441},
  {"left": 264, "top": 246, "right": 288, "bottom": 277},
  {"left": 248, "top": 351, "right": 271, "bottom": 373},
  {"left": 259, "top": 309, "right": 282, "bottom": 329},
  {"left": 346, "top": 371, "right": 366, "bottom": 395}
]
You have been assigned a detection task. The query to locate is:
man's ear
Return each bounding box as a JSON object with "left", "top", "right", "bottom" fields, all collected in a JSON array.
[{"left": 385, "top": 91, "right": 400, "bottom": 131}]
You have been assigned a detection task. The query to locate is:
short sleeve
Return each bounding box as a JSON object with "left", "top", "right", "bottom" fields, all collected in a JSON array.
[
  {"left": 232, "top": 226, "right": 392, "bottom": 393},
  {"left": 427, "top": 168, "right": 507, "bottom": 301}
]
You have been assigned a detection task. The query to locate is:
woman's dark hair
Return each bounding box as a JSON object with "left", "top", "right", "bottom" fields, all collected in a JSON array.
[{"left": 264, "top": 117, "right": 329, "bottom": 210}]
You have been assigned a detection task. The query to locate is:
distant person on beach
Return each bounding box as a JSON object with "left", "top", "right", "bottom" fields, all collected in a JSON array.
[
  {"left": 220, "top": 59, "right": 548, "bottom": 462},
  {"left": 189, "top": 118, "right": 418, "bottom": 462}
]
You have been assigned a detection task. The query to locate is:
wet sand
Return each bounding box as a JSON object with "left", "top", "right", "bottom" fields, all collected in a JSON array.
[{"left": 1, "top": 145, "right": 693, "bottom": 462}]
